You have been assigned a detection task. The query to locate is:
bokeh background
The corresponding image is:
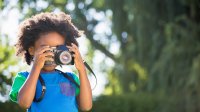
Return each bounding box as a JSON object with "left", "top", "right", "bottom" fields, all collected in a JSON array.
[{"left": 0, "top": 0, "right": 200, "bottom": 112}]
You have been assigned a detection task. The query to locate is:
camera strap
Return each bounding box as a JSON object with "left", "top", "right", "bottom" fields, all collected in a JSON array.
[
  {"left": 33, "top": 61, "right": 97, "bottom": 102},
  {"left": 33, "top": 75, "right": 46, "bottom": 102},
  {"left": 55, "top": 69, "right": 80, "bottom": 88},
  {"left": 33, "top": 70, "right": 79, "bottom": 102},
  {"left": 83, "top": 60, "right": 97, "bottom": 89},
  {"left": 58, "top": 61, "right": 97, "bottom": 89}
]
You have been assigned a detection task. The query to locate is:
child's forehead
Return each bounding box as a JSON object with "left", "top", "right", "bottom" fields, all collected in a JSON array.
[
  {"left": 40, "top": 44, "right": 61, "bottom": 47},
  {"left": 37, "top": 43, "right": 64, "bottom": 48},
  {"left": 34, "top": 32, "right": 65, "bottom": 48}
]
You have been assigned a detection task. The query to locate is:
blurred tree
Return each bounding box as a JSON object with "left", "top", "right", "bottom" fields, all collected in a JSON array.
[
  {"left": 105, "top": 0, "right": 200, "bottom": 111},
  {"left": 0, "top": 36, "right": 24, "bottom": 111},
  {"left": 1, "top": 0, "right": 200, "bottom": 111},
  {"left": 0, "top": 36, "right": 17, "bottom": 100}
]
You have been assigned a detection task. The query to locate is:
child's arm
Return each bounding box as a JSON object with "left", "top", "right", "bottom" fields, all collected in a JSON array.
[
  {"left": 68, "top": 43, "right": 93, "bottom": 111},
  {"left": 17, "top": 65, "right": 41, "bottom": 108},
  {"left": 17, "top": 46, "right": 53, "bottom": 109},
  {"left": 77, "top": 68, "right": 92, "bottom": 111}
]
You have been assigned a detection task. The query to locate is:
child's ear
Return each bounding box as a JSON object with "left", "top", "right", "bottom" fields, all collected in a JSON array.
[{"left": 28, "top": 47, "right": 35, "bottom": 55}]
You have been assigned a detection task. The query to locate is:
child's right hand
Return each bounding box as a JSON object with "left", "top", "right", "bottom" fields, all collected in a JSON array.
[{"left": 32, "top": 46, "right": 54, "bottom": 69}]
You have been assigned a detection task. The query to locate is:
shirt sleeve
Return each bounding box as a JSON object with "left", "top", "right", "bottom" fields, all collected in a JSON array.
[
  {"left": 71, "top": 73, "right": 80, "bottom": 96},
  {"left": 9, "top": 72, "right": 27, "bottom": 103}
]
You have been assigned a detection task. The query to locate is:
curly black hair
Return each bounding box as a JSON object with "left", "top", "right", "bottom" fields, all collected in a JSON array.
[{"left": 15, "top": 12, "right": 83, "bottom": 65}]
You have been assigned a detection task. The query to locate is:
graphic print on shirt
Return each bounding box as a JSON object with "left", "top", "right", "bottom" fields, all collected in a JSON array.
[{"left": 59, "top": 82, "right": 75, "bottom": 96}]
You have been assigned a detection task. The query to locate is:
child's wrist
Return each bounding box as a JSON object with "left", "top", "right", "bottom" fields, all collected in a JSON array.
[
  {"left": 77, "top": 67, "right": 86, "bottom": 73},
  {"left": 32, "top": 63, "right": 42, "bottom": 71}
]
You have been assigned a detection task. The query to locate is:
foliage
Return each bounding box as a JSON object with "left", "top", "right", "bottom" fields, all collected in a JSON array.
[
  {"left": 0, "top": 36, "right": 18, "bottom": 101},
  {"left": 0, "top": 101, "right": 25, "bottom": 112},
  {"left": 93, "top": 92, "right": 183, "bottom": 112},
  {"left": 0, "top": 0, "right": 200, "bottom": 111}
]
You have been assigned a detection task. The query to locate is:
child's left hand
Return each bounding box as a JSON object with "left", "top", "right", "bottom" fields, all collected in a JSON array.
[{"left": 67, "top": 43, "right": 85, "bottom": 72}]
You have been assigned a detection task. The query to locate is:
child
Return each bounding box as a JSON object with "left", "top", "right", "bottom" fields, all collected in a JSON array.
[{"left": 9, "top": 12, "right": 92, "bottom": 112}]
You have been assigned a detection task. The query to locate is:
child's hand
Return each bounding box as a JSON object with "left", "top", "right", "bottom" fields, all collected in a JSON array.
[
  {"left": 67, "top": 43, "right": 85, "bottom": 72},
  {"left": 32, "top": 46, "right": 54, "bottom": 69}
]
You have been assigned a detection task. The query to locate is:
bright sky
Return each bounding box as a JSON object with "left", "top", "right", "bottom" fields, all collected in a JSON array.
[{"left": 0, "top": 0, "right": 120, "bottom": 101}]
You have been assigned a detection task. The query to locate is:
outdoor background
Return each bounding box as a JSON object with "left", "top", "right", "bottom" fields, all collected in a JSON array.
[{"left": 0, "top": 0, "right": 200, "bottom": 112}]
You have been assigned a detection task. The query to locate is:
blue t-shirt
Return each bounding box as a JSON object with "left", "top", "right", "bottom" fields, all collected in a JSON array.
[{"left": 9, "top": 70, "right": 80, "bottom": 112}]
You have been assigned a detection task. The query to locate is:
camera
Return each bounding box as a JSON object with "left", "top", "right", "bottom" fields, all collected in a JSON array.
[{"left": 44, "top": 45, "right": 74, "bottom": 66}]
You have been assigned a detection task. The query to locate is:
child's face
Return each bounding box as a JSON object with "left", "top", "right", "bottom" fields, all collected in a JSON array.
[{"left": 32, "top": 32, "right": 65, "bottom": 71}]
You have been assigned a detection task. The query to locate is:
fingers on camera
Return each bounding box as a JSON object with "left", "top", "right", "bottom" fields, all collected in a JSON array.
[{"left": 39, "top": 46, "right": 51, "bottom": 54}]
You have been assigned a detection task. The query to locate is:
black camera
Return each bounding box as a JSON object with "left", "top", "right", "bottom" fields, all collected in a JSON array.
[{"left": 44, "top": 45, "right": 74, "bottom": 66}]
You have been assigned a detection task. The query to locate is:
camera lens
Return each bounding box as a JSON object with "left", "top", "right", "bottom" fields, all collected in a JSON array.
[{"left": 58, "top": 51, "right": 72, "bottom": 65}]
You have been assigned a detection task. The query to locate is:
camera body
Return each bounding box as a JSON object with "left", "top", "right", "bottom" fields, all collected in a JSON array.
[{"left": 44, "top": 45, "right": 74, "bottom": 66}]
